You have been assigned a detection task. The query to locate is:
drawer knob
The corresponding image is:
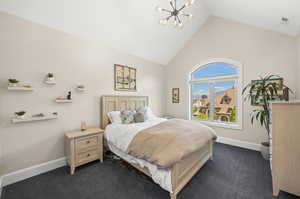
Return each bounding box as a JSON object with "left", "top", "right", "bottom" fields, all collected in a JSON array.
[
  {"left": 86, "top": 141, "right": 90, "bottom": 144},
  {"left": 87, "top": 154, "right": 90, "bottom": 157}
]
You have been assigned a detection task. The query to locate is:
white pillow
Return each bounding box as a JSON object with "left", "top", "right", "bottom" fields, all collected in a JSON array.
[
  {"left": 137, "top": 107, "right": 157, "bottom": 121},
  {"left": 107, "top": 111, "right": 122, "bottom": 124}
]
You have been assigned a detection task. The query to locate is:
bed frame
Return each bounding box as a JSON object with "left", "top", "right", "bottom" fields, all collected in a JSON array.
[{"left": 101, "top": 95, "right": 214, "bottom": 199}]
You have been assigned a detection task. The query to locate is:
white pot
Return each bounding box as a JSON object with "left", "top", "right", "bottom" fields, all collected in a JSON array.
[
  {"left": 15, "top": 115, "right": 25, "bottom": 120},
  {"left": 47, "top": 77, "right": 55, "bottom": 82}
]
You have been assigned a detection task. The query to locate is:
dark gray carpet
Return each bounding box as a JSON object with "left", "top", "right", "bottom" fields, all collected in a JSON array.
[{"left": 2, "top": 143, "right": 299, "bottom": 199}]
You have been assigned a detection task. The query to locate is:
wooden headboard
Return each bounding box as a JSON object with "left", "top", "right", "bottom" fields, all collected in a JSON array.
[{"left": 101, "top": 95, "right": 149, "bottom": 129}]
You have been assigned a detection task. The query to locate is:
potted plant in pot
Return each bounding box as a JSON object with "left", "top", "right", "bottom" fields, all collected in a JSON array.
[
  {"left": 15, "top": 111, "right": 26, "bottom": 119},
  {"left": 47, "top": 73, "right": 54, "bottom": 82},
  {"left": 243, "top": 75, "right": 293, "bottom": 160},
  {"left": 8, "top": 79, "right": 19, "bottom": 87}
]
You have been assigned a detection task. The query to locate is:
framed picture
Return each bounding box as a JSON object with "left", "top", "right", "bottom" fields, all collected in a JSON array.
[
  {"left": 251, "top": 78, "right": 285, "bottom": 106},
  {"left": 172, "top": 88, "right": 180, "bottom": 103},
  {"left": 114, "top": 64, "right": 136, "bottom": 91}
]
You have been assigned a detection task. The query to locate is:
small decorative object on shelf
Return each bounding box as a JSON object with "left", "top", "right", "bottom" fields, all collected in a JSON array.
[
  {"left": 77, "top": 85, "right": 85, "bottom": 92},
  {"left": 67, "top": 91, "right": 72, "bottom": 100},
  {"left": 81, "top": 121, "right": 87, "bottom": 131},
  {"left": 8, "top": 79, "right": 34, "bottom": 91},
  {"left": 55, "top": 91, "right": 72, "bottom": 103},
  {"left": 15, "top": 111, "right": 26, "bottom": 119},
  {"left": 12, "top": 112, "right": 58, "bottom": 124},
  {"left": 45, "top": 73, "right": 56, "bottom": 85},
  {"left": 8, "top": 79, "right": 19, "bottom": 87}
]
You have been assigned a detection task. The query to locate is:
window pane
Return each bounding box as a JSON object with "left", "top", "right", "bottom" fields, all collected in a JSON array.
[
  {"left": 191, "top": 83, "right": 210, "bottom": 120},
  {"left": 191, "top": 63, "right": 237, "bottom": 79},
  {"left": 213, "top": 81, "right": 236, "bottom": 123}
]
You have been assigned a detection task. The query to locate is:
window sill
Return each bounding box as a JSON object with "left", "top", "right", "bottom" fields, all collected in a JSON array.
[{"left": 191, "top": 118, "right": 242, "bottom": 130}]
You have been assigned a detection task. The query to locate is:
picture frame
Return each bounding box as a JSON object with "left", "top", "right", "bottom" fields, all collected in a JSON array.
[
  {"left": 251, "top": 78, "right": 285, "bottom": 106},
  {"left": 114, "top": 64, "right": 137, "bottom": 91},
  {"left": 172, "top": 88, "right": 180, "bottom": 103}
]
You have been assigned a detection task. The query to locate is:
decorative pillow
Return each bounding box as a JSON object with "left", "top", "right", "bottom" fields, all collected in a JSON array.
[
  {"left": 134, "top": 112, "right": 145, "bottom": 123},
  {"left": 136, "top": 107, "right": 156, "bottom": 121},
  {"left": 107, "top": 111, "right": 122, "bottom": 124},
  {"left": 120, "top": 110, "right": 135, "bottom": 124}
]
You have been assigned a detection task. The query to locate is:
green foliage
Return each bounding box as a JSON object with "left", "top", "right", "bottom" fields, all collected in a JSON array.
[
  {"left": 192, "top": 106, "right": 198, "bottom": 113},
  {"left": 230, "top": 107, "right": 236, "bottom": 122},
  {"left": 195, "top": 113, "right": 208, "bottom": 120},
  {"left": 243, "top": 74, "right": 293, "bottom": 137},
  {"left": 8, "top": 79, "right": 19, "bottom": 84},
  {"left": 48, "top": 73, "right": 54, "bottom": 78},
  {"left": 15, "top": 111, "right": 26, "bottom": 116}
]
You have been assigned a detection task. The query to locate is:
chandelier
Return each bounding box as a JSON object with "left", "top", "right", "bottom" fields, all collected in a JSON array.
[{"left": 156, "top": 0, "right": 195, "bottom": 28}]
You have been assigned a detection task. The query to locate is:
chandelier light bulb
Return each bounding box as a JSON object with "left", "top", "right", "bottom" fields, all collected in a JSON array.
[
  {"left": 156, "top": 6, "right": 163, "bottom": 12},
  {"left": 159, "top": 19, "right": 168, "bottom": 25},
  {"left": 185, "top": 0, "right": 195, "bottom": 7},
  {"left": 188, "top": 14, "right": 193, "bottom": 19}
]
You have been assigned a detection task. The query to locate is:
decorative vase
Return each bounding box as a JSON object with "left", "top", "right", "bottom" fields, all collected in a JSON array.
[{"left": 260, "top": 142, "right": 270, "bottom": 160}]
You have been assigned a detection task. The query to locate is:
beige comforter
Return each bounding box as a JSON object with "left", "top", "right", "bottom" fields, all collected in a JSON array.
[{"left": 127, "top": 119, "right": 217, "bottom": 168}]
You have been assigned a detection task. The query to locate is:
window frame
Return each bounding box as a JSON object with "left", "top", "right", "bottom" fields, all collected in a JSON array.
[{"left": 187, "top": 58, "right": 243, "bottom": 130}]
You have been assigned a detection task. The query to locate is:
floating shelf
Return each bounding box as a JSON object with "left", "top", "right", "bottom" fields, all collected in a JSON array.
[
  {"left": 8, "top": 86, "right": 34, "bottom": 91},
  {"left": 45, "top": 80, "right": 56, "bottom": 85},
  {"left": 56, "top": 99, "right": 72, "bottom": 103},
  {"left": 76, "top": 88, "right": 85, "bottom": 92},
  {"left": 12, "top": 113, "right": 58, "bottom": 124}
]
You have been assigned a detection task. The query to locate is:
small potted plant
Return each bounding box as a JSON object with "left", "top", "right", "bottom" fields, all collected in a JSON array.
[
  {"left": 47, "top": 73, "right": 54, "bottom": 82},
  {"left": 8, "top": 79, "right": 19, "bottom": 87},
  {"left": 15, "top": 111, "right": 26, "bottom": 119}
]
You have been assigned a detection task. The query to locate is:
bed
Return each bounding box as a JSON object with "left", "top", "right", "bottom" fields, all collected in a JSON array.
[{"left": 101, "top": 95, "right": 215, "bottom": 199}]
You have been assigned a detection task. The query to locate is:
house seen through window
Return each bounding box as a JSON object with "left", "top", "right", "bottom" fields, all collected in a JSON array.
[{"left": 189, "top": 61, "right": 242, "bottom": 128}]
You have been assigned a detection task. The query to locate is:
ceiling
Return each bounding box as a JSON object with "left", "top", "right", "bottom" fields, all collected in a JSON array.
[
  {"left": 0, "top": 0, "right": 299, "bottom": 65},
  {"left": 205, "top": 0, "right": 300, "bottom": 37}
]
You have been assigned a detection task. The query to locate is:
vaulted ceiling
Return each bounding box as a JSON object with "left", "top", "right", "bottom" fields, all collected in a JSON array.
[{"left": 0, "top": 0, "right": 299, "bottom": 65}]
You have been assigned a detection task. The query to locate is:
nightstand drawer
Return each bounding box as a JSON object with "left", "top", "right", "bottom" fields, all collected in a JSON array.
[
  {"left": 76, "top": 136, "right": 98, "bottom": 152},
  {"left": 76, "top": 149, "right": 99, "bottom": 166}
]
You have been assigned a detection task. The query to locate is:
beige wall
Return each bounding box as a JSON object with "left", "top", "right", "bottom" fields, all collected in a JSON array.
[
  {"left": 0, "top": 12, "right": 165, "bottom": 175},
  {"left": 165, "top": 16, "right": 298, "bottom": 144},
  {"left": 297, "top": 34, "right": 300, "bottom": 99}
]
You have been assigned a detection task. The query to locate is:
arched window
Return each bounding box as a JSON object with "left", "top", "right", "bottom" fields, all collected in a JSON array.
[{"left": 189, "top": 59, "right": 242, "bottom": 129}]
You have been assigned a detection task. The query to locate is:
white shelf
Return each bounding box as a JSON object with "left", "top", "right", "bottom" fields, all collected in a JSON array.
[
  {"left": 56, "top": 99, "right": 72, "bottom": 103},
  {"left": 76, "top": 88, "right": 86, "bottom": 92},
  {"left": 12, "top": 114, "right": 58, "bottom": 124},
  {"left": 45, "top": 80, "right": 56, "bottom": 85},
  {"left": 8, "top": 86, "right": 34, "bottom": 91}
]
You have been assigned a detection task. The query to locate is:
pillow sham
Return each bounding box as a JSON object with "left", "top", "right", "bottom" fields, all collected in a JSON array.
[
  {"left": 120, "top": 110, "right": 135, "bottom": 124},
  {"left": 134, "top": 112, "right": 145, "bottom": 123},
  {"left": 136, "top": 107, "right": 157, "bottom": 121},
  {"left": 107, "top": 111, "right": 122, "bottom": 124}
]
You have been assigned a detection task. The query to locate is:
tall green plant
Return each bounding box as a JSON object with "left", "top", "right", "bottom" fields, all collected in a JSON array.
[{"left": 242, "top": 75, "right": 292, "bottom": 138}]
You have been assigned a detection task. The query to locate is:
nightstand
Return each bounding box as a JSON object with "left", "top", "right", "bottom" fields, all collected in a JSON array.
[{"left": 65, "top": 128, "right": 104, "bottom": 175}]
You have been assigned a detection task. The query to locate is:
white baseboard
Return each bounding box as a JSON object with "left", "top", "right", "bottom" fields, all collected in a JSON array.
[
  {"left": 1, "top": 157, "right": 66, "bottom": 187},
  {"left": 216, "top": 137, "right": 261, "bottom": 151}
]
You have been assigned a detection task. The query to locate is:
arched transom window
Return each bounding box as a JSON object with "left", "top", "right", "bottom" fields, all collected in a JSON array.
[{"left": 189, "top": 60, "right": 243, "bottom": 129}]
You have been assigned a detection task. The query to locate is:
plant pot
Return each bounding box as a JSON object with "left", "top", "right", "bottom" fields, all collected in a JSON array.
[
  {"left": 47, "top": 77, "right": 55, "bottom": 82},
  {"left": 15, "top": 115, "right": 25, "bottom": 120},
  {"left": 260, "top": 142, "right": 270, "bottom": 160}
]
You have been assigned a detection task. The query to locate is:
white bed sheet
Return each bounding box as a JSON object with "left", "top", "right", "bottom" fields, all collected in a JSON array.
[{"left": 104, "top": 118, "right": 172, "bottom": 192}]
